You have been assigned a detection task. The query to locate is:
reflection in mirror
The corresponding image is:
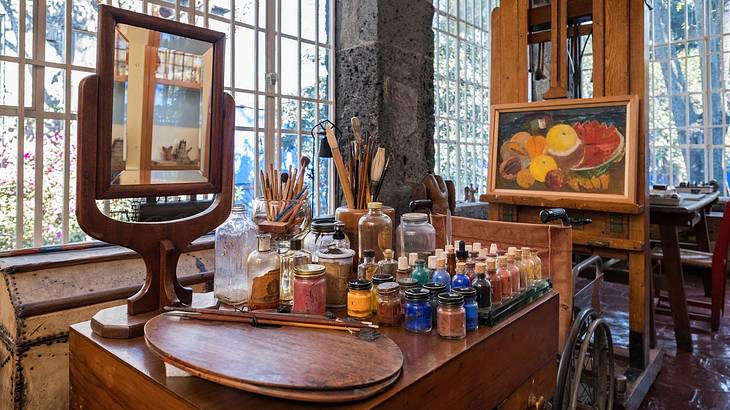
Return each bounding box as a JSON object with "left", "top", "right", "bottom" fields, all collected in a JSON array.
[
  {"left": 111, "top": 23, "right": 214, "bottom": 186},
  {"left": 97, "top": 194, "right": 215, "bottom": 223}
]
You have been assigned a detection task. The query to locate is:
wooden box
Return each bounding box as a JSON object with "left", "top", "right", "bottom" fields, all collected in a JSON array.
[
  {"left": 0, "top": 239, "right": 214, "bottom": 409},
  {"left": 431, "top": 215, "right": 573, "bottom": 346}
]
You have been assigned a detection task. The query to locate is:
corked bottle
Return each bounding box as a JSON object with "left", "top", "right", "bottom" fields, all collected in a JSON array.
[
  {"left": 486, "top": 257, "right": 502, "bottom": 304},
  {"left": 445, "top": 244, "right": 456, "bottom": 276},
  {"left": 472, "top": 262, "right": 492, "bottom": 309},
  {"left": 452, "top": 261, "right": 471, "bottom": 290},
  {"left": 247, "top": 233, "right": 280, "bottom": 310},
  {"left": 496, "top": 256, "right": 512, "bottom": 299}
]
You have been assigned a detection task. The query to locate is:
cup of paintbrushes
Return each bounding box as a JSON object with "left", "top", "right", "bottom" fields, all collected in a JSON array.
[{"left": 252, "top": 197, "right": 312, "bottom": 241}]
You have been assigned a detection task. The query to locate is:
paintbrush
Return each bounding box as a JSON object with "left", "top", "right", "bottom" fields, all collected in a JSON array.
[
  {"left": 294, "top": 155, "right": 310, "bottom": 195},
  {"left": 370, "top": 147, "right": 385, "bottom": 203},
  {"left": 326, "top": 125, "right": 356, "bottom": 208},
  {"left": 372, "top": 156, "right": 390, "bottom": 202}
]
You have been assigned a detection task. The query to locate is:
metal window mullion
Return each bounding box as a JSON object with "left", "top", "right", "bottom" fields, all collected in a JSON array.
[{"left": 263, "top": 0, "right": 276, "bottom": 168}]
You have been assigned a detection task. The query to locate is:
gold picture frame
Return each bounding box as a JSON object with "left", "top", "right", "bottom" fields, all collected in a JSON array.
[{"left": 485, "top": 95, "right": 639, "bottom": 212}]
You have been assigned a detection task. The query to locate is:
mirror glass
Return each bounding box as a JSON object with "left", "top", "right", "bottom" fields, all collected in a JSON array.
[
  {"left": 97, "top": 194, "right": 216, "bottom": 223},
  {"left": 111, "top": 23, "right": 213, "bottom": 186}
]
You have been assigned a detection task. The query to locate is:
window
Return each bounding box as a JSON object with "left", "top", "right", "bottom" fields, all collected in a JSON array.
[
  {"left": 433, "top": 0, "right": 498, "bottom": 196},
  {"left": 649, "top": 0, "right": 730, "bottom": 195},
  {"left": 0, "top": 0, "right": 335, "bottom": 251}
]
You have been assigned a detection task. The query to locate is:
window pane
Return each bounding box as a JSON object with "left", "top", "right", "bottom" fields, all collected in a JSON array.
[
  {"left": 46, "top": 0, "right": 66, "bottom": 63},
  {"left": 0, "top": 116, "right": 18, "bottom": 250},
  {"left": 0, "top": 61, "right": 18, "bottom": 106}
]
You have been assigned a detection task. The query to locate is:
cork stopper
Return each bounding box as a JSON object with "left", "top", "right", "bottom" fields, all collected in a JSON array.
[
  {"left": 513, "top": 248, "right": 522, "bottom": 258},
  {"left": 507, "top": 246, "right": 517, "bottom": 255},
  {"left": 427, "top": 255, "right": 438, "bottom": 269},
  {"left": 473, "top": 242, "right": 482, "bottom": 252},
  {"left": 475, "top": 262, "right": 486, "bottom": 273},
  {"left": 408, "top": 252, "right": 418, "bottom": 266},
  {"left": 486, "top": 257, "right": 496, "bottom": 270},
  {"left": 435, "top": 249, "right": 446, "bottom": 259},
  {"left": 398, "top": 256, "right": 409, "bottom": 270},
  {"left": 436, "top": 257, "right": 446, "bottom": 268},
  {"left": 489, "top": 243, "right": 499, "bottom": 254},
  {"left": 383, "top": 249, "right": 394, "bottom": 259},
  {"left": 465, "top": 244, "right": 473, "bottom": 253},
  {"left": 445, "top": 244, "right": 455, "bottom": 254},
  {"left": 497, "top": 256, "right": 508, "bottom": 266},
  {"left": 455, "top": 262, "right": 466, "bottom": 273}
]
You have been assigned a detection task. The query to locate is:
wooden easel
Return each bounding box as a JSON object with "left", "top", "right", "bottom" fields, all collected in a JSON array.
[{"left": 484, "top": 1, "right": 659, "bottom": 408}]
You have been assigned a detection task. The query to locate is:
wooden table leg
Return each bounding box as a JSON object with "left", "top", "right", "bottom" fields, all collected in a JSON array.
[
  {"left": 694, "top": 208, "right": 713, "bottom": 296},
  {"left": 659, "top": 224, "right": 693, "bottom": 352}
]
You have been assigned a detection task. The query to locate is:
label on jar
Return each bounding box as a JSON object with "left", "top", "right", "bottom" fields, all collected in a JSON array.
[
  {"left": 323, "top": 260, "right": 350, "bottom": 306},
  {"left": 249, "top": 269, "right": 280, "bottom": 310}
]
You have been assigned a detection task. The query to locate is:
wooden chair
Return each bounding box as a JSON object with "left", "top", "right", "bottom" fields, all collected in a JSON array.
[{"left": 651, "top": 201, "right": 730, "bottom": 330}]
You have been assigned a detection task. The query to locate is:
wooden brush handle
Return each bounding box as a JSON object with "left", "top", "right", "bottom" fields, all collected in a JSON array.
[{"left": 326, "top": 127, "right": 356, "bottom": 208}]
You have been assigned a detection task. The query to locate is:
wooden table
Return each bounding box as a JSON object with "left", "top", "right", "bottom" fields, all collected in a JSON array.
[
  {"left": 650, "top": 191, "right": 721, "bottom": 352},
  {"left": 70, "top": 292, "right": 559, "bottom": 409}
]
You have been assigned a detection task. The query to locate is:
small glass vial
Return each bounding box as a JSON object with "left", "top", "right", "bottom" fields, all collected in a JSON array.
[
  {"left": 465, "top": 261, "right": 477, "bottom": 283},
  {"left": 452, "top": 261, "right": 471, "bottom": 290},
  {"left": 247, "top": 233, "right": 281, "bottom": 310},
  {"left": 347, "top": 279, "right": 373, "bottom": 319},
  {"left": 371, "top": 274, "right": 395, "bottom": 314},
  {"left": 532, "top": 249, "right": 544, "bottom": 282},
  {"left": 411, "top": 259, "right": 430, "bottom": 286},
  {"left": 378, "top": 249, "right": 398, "bottom": 277},
  {"left": 506, "top": 254, "right": 521, "bottom": 293},
  {"left": 472, "top": 262, "right": 492, "bottom": 309},
  {"left": 279, "top": 238, "right": 311, "bottom": 309},
  {"left": 455, "top": 287, "right": 479, "bottom": 331},
  {"left": 519, "top": 247, "right": 534, "bottom": 287},
  {"left": 396, "top": 256, "right": 411, "bottom": 281},
  {"left": 214, "top": 205, "right": 257, "bottom": 305},
  {"left": 404, "top": 288, "right": 432, "bottom": 333},
  {"left": 292, "top": 264, "right": 327, "bottom": 315},
  {"left": 358, "top": 202, "right": 393, "bottom": 261},
  {"left": 445, "top": 244, "right": 457, "bottom": 276},
  {"left": 431, "top": 257, "right": 452, "bottom": 291},
  {"left": 486, "top": 257, "right": 502, "bottom": 304},
  {"left": 437, "top": 292, "right": 466, "bottom": 340},
  {"left": 423, "top": 281, "right": 447, "bottom": 326},
  {"left": 397, "top": 277, "right": 419, "bottom": 310},
  {"left": 497, "top": 256, "right": 512, "bottom": 299},
  {"left": 358, "top": 249, "right": 381, "bottom": 281},
  {"left": 377, "top": 282, "right": 402, "bottom": 326}
]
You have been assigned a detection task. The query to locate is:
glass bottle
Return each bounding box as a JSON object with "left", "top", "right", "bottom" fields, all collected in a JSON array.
[
  {"left": 358, "top": 249, "right": 381, "bottom": 280},
  {"left": 437, "top": 292, "right": 466, "bottom": 340},
  {"left": 423, "top": 281, "right": 447, "bottom": 326},
  {"left": 214, "top": 205, "right": 257, "bottom": 305},
  {"left": 518, "top": 247, "right": 534, "bottom": 288},
  {"left": 455, "top": 287, "right": 479, "bottom": 331},
  {"left": 377, "top": 282, "right": 402, "bottom": 326},
  {"left": 452, "top": 261, "right": 471, "bottom": 290},
  {"left": 472, "top": 262, "right": 492, "bottom": 309},
  {"left": 378, "top": 249, "right": 398, "bottom": 278},
  {"left": 317, "top": 244, "right": 355, "bottom": 308},
  {"left": 396, "top": 256, "right": 411, "bottom": 281},
  {"left": 506, "top": 254, "right": 521, "bottom": 293},
  {"left": 404, "top": 288, "right": 432, "bottom": 333},
  {"left": 486, "top": 257, "right": 502, "bottom": 304},
  {"left": 279, "top": 238, "right": 311, "bottom": 309},
  {"left": 397, "top": 277, "right": 419, "bottom": 310},
  {"left": 496, "top": 256, "right": 512, "bottom": 299},
  {"left": 465, "top": 261, "right": 477, "bottom": 283},
  {"left": 292, "top": 264, "right": 326, "bottom": 315},
  {"left": 512, "top": 249, "right": 527, "bottom": 290},
  {"left": 358, "top": 202, "right": 393, "bottom": 261},
  {"left": 445, "top": 244, "right": 457, "bottom": 277},
  {"left": 347, "top": 279, "right": 373, "bottom": 319},
  {"left": 532, "top": 249, "right": 544, "bottom": 282},
  {"left": 411, "top": 259, "right": 430, "bottom": 286},
  {"left": 371, "top": 274, "right": 395, "bottom": 314},
  {"left": 465, "top": 244, "right": 473, "bottom": 261},
  {"left": 327, "top": 222, "right": 350, "bottom": 252},
  {"left": 302, "top": 218, "right": 335, "bottom": 261},
  {"left": 247, "top": 233, "right": 280, "bottom": 310},
  {"left": 431, "top": 257, "right": 452, "bottom": 291},
  {"left": 395, "top": 212, "right": 436, "bottom": 258}
]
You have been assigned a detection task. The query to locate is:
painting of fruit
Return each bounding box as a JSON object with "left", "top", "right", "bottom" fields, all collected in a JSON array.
[{"left": 487, "top": 97, "right": 638, "bottom": 206}]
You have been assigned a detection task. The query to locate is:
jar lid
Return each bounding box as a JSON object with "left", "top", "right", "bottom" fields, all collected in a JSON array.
[
  {"left": 454, "top": 286, "right": 477, "bottom": 300},
  {"left": 367, "top": 202, "right": 382, "bottom": 209},
  {"left": 311, "top": 218, "right": 336, "bottom": 232},
  {"left": 294, "top": 264, "right": 326, "bottom": 277},
  {"left": 349, "top": 279, "right": 372, "bottom": 290},
  {"left": 423, "top": 282, "right": 447, "bottom": 294},
  {"left": 404, "top": 288, "right": 430, "bottom": 300},
  {"left": 401, "top": 212, "right": 428, "bottom": 223},
  {"left": 372, "top": 274, "right": 395, "bottom": 285},
  {"left": 377, "top": 281, "right": 400, "bottom": 294},
  {"left": 438, "top": 292, "right": 465, "bottom": 305},
  {"left": 397, "top": 277, "right": 419, "bottom": 288}
]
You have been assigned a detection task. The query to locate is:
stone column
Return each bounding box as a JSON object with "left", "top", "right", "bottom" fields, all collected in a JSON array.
[{"left": 335, "top": 0, "right": 435, "bottom": 216}]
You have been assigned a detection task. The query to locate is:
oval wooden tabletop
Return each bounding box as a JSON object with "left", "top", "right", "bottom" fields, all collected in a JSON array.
[{"left": 144, "top": 314, "right": 404, "bottom": 391}]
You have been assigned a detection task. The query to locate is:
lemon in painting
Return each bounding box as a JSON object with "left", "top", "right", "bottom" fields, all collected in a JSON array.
[
  {"left": 529, "top": 154, "right": 558, "bottom": 183},
  {"left": 546, "top": 124, "right": 584, "bottom": 168}
]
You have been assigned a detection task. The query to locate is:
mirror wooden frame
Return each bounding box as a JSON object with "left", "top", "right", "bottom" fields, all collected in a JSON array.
[
  {"left": 76, "top": 5, "right": 233, "bottom": 339},
  {"left": 96, "top": 5, "right": 225, "bottom": 199}
]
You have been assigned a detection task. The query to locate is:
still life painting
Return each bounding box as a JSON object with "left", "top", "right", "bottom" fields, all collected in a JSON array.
[{"left": 487, "top": 96, "right": 638, "bottom": 206}]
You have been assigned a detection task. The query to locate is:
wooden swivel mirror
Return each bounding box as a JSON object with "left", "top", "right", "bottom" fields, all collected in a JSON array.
[{"left": 76, "top": 5, "right": 234, "bottom": 338}]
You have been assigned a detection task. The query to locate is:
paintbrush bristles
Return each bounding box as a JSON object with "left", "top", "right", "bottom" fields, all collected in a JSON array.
[{"left": 371, "top": 148, "right": 385, "bottom": 182}]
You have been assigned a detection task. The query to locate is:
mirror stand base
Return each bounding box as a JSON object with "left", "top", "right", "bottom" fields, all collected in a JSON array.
[{"left": 91, "top": 292, "right": 219, "bottom": 339}]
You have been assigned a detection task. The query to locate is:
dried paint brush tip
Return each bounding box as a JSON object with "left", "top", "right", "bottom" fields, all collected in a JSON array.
[
  {"left": 300, "top": 155, "right": 311, "bottom": 168},
  {"left": 280, "top": 172, "right": 289, "bottom": 183}
]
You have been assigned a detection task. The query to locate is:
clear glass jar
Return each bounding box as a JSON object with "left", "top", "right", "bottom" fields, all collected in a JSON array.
[
  {"left": 302, "top": 218, "right": 335, "bottom": 261},
  {"left": 423, "top": 282, "right": 447, "bottom": 326},
  {"left": 214, "top": 205, "right": 257, "bottom": 305},
  {"left": 279, "top": 238, "right": 311, "bottom": 308},
  {"left": 317, "top": 245, "right": 356, "bottom": 308},
  {"left": 358, "top": 202, "right": 393, "bottom": 261},
  {"left": 347, "top": 279, "right": 373, "bottom": 319},
  {"left": 371, "top": 274, "right": 395, "bottom": 313},
  {"left": 455, "top": 287, "right": 479, "bottom": 331},
  {"left": 377, "top": 282, "right": 402, "bottom": 326},
  {"left": 247, "top": 233, "right": 281, "bottom": 310},
  {"left": 437, "top": 292, "right": 466, "bottom": 340},
  {"left": 397, "top": 277, "right": 419, "bottom": 310},
  {"left": 292, "top": 264, "right": 327, "bottom": 315},
  {"left": 404, "top": 288, "right": 432, "bottom": 333},
  {"left": 396, "top": 213, "right": 436, "bottom": 260}
]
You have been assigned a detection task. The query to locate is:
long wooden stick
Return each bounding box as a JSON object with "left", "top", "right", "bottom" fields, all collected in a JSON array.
[
  {"left": 326, "top": 126, "right": 356, "bottom": 208},
  {"left": 164, "top": 306, "right": 377, "bottom": 329},
  {"left": 165, "top": 312, "right": 363, "bottom": 333}
]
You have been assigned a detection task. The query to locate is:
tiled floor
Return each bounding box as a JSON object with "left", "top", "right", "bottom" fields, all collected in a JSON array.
[{"left": 595, "top": 274, "right": 730, "bottom": 409}]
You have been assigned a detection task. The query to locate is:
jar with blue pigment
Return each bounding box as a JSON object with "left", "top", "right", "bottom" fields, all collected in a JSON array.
[
  {"left": 455, "top": 287, "right": 479, "bottom": 331},
  {"left": 404, "top": 288, "right": 432, "bottom": 333}
]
